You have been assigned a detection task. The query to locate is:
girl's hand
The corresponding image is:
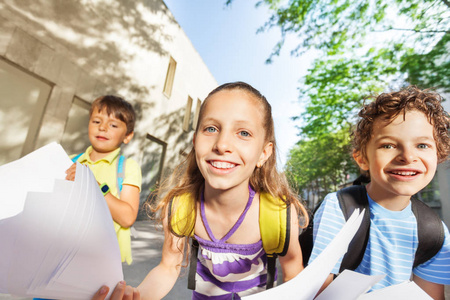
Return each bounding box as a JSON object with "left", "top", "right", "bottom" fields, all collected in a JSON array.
[
  {"left": 92, "top": 282, "right": 140, "bottom": 300},
  {"left": 65, "top": 163, "right": 77, "bottom": 181}
]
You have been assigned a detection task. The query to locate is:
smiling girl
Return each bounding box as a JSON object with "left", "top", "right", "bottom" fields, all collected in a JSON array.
[{"left": 94, "top": 82, "right": 309, "bottom": 300}]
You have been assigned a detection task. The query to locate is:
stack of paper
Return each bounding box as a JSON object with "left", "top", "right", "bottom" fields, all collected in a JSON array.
[
  {"left": 241, "top": 199, "right": 433, "bottom": 299},
  {"left": 357, "top": 280, "right": 433, "bottom": 300},
  {"left": 242, "top": 207, "right": 365, "bottom": 300},
  {"left": 0, "top": 143, "right": 123, "bottom": 299}
]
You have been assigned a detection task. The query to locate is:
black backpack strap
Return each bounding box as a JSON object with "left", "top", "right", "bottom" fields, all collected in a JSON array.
[
  {"left": 168, "top": 198, "right": 198, "bottom": 290},
  {"left": 411, "top": 198, "right": 445, "bottom": 268},
  {"left": 298, "top": 201, "right": 323, "bottom": 267},
  {"left": 266, "top": 254, "right": 277, "bottom": 289},
  {"left": 264, "top": 203, "right": 291, "bottom": 289},
  {"left": 187, "top": 239, "right": 199, "bottom": 290},
  {"left": 337, "top": 185, "right": 371, "bottom": 272}
]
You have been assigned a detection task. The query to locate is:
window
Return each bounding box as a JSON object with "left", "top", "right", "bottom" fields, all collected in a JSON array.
[
  {"left": 162, "top": 56, "right": 177, "bottom": 98},
  {"left": 60, "top": 97, "right": 91, "bottom": 155},
  {"left": 193, "top": 99, "right": 202, "bottom": 130},
  {"left": 137, "top": 133, "right": 167, "bottom": 220},
  {"left": 0, "top": 59, "right": 51, "bottom": 165},
  {"left": 182, "top": 96, "right": 193, "bottom": 132},
  {"left": 416, "top": 178, "right": 442, "bottom": 216}
]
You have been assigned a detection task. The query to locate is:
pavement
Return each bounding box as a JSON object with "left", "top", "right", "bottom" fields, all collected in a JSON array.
[
  {"left": 2, "top": 219, "right": 450, "bottom": 299},
  {"left": 121, "top": 219, "right": 190, "bottom": 299}
]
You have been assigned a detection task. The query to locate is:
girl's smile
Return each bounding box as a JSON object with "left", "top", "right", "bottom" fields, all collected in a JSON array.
[{"left": 209, "top": 160, "right": 238, "bottom": 170}]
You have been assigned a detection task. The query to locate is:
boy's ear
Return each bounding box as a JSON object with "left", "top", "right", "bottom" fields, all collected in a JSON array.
[
  {"left": 353, "top": 151, "right": 369, "bottom": 171},
  {"left": 257, "top": 142, "right": 273, "bottom": 168},
  {"left": 123, "top": 131, "right": 134, "bottom": 145}
]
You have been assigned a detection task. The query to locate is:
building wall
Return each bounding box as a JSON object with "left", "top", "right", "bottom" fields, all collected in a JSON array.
[
  {"left": 437, "top": 162, "right": 450, "bottom": 228},
  {"left": 0, "top": 0, "right": 217, "bottom": 208},
  {"left": 438, "top": 94, "right": 450, "bottom": 228}
]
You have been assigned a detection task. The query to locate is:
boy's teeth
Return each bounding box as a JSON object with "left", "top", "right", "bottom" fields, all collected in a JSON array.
[{"left": 211, "top": 161, "right": 236, "bottom": 169}]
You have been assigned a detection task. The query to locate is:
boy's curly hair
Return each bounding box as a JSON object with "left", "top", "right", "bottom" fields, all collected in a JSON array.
[{"left": 352, "top": 85, "right": 450, "bottom": 163}]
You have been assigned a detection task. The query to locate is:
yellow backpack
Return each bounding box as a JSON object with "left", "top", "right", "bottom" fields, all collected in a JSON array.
[{"left": 168, "top": 192, "right": 291, "bottom": 290}]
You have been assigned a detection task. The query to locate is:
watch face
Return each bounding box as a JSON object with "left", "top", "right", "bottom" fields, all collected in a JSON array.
[{"left": 101, "top": 184, "right": 109, "bottom": 193}]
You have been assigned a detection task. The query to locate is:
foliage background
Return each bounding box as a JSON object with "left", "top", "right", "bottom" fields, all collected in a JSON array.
[{"left": 231, "top": 0, "right": 450, "bottom": 206}]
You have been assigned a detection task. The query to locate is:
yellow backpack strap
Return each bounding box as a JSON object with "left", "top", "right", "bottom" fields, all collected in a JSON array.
[
  {"left": 259, "top": 192, "right": 290, "bottom": 256},
  {"left": 168, "top": 193, "right": 199, "bottom": 290},
  {"left": 259, "top": 192, "right": 290, "bottom": 289},
  {"left": 168, "top": 193, "right": 196, "bottom": 237}
]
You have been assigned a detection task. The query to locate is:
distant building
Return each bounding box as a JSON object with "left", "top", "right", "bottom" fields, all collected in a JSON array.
[
  {"left": 436, "top": 94, "right": 450, "bottom": 228},
  {"left": 0, "top": 0, "right": 217, "bottom": 214}
]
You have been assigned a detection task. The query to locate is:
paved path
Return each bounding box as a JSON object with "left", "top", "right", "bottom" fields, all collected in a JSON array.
[{"left": 122, "top": 219, "right": 190, "bottom": 299}]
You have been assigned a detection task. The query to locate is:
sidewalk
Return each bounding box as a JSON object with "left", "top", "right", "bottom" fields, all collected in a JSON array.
[{"left": 122, "top": 219, "right": 190, "bottom": 299}]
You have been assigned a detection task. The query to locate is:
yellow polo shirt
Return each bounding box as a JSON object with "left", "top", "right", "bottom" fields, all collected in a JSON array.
[{"left": 72, "top": 146, "right": 142, "bottom": 264}]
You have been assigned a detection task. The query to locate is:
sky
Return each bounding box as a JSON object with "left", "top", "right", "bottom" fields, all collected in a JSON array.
[{"left": 163, "top": 0, "right": 314, "bottom": 167}]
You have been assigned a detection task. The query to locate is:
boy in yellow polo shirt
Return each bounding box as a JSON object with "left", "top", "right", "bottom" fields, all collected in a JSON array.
[{"left": 65, "top": 95, "right": 142, "bottom": 265}]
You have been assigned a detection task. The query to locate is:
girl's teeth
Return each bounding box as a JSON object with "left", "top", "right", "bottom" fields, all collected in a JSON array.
[{"left": 211, "top": 161, "right": 236, "bottom": 169}]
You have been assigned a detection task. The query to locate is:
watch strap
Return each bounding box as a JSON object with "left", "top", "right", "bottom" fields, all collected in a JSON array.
[{"left": 99, "top": 183, "right": 110, "bottom": 196}]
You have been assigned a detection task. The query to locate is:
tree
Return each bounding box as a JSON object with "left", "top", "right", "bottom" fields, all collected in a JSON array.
[
  {"left": 254, "top": 0, "right": 449, "bottom": 91},
  {"left": 236, "top": 0, "right": 449, "bottom": 198},
  {"left": 401, "top": 33, "right": 450, "bottom": 92},
  {"left": 257, "top": 1, "right": 448, "bottom": 56},
  {"left": 226, "top": 0, "right": 448, "bottom": 198},
  {"left": 298, "top": 47, "right": 401, "bottom": 137},
  {"left": 285, "top": 127, "right": 357, "bottom": 207}
]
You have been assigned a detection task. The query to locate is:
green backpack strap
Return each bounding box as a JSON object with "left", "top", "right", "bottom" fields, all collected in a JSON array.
[{"left": 259, "top": 192, "right": 290, "bottom": 289}]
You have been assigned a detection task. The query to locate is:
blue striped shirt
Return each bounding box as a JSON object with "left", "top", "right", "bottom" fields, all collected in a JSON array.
[{"left": 309, "top": 192, "right": 450, "bottom": 290}]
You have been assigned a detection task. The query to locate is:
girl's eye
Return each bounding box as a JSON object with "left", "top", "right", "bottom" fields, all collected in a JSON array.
[
  {"left": 111, "top": 124, "right": 118, "bottom": 128},
  {"left": 239, "top": 131, "right": 250, "bottom": 137},
  {"left": 92, "top": 120, "right": 100, "bottom": 124},
  {"left": 418, "top": 144, "right": 429, "bottom": 149},
  {"left": 382, "top": 144, "right": 394, "bottom": 149},
  {"left": 205, "top": 127, "right": 217, "bottom": 133}
]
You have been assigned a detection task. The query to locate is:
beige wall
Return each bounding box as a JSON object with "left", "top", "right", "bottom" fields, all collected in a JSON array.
[
  {"left": 437, "top": 162, "right": 450, "bottom": 228},
  {"left": 0, "top": 0, "right": 217, "bottom": 206},
  {"left": 439, "top": 94, "right": 450, "bottom": 228}
]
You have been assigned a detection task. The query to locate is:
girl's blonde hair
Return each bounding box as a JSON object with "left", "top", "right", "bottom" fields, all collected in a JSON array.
[{"left": 150, "top": 81, "right": 308, "bottom": 242}]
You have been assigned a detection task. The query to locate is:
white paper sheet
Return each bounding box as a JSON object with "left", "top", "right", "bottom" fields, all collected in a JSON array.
[
  {"left": 315, "top": 270, "right": 385, "bottom": 300},
  {"left": 357, "top": 281, "right": 433, "bottom": 300},
  {"left": 242, "top": 208, "right": 365, "bottom": 300},
  {"left": 0, "top": 142, "right": 73, "bottom": 220},
  {"left": 0, "top": 143, "right": 123, "bottom": 299}
]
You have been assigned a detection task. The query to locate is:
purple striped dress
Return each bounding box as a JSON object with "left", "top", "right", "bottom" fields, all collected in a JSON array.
[{"left": 192, "top": 187, "right": 269, "bottom": 300}]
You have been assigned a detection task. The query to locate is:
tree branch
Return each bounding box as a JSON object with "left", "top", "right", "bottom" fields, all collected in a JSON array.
[
  {"left": 374, "top": 28, "right": 450, "bottom": 34},
  {"left": 441, "top": 0, "right": 450, "bottom": 9}
]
